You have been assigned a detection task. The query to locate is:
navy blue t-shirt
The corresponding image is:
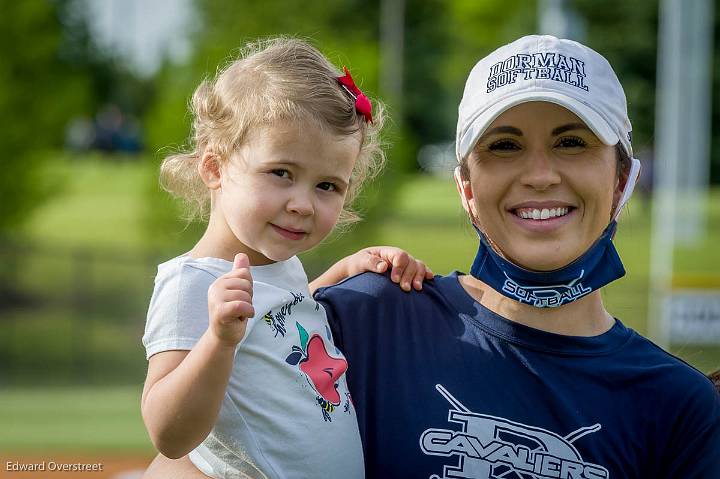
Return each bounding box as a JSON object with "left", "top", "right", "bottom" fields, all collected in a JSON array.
[{"left": 315, "top": 272, "right": 720, "bottom": 479}]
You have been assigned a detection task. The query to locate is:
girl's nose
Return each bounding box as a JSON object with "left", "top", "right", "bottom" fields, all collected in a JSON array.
[
  {"left": 287, "top": 190, "right": 314, "bottom": 216},
  {"left": 519, "top": 150, "right": 561, "bottom": 191}
]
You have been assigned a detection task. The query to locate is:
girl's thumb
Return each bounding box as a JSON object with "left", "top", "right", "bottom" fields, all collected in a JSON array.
[{"left": 233, "top": 253, "right": 249, "bottom": 270}]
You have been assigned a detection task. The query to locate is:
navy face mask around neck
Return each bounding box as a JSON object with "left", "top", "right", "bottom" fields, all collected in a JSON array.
[{"left": 469, "top": 221, "right": 625, "bottom": 308}]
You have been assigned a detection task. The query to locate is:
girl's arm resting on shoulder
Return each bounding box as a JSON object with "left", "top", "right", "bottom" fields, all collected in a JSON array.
[
  {"left": 140, "top": 331, "right": 236, "bottom": 459},
  {"left": 309, "top": 246, "right": 433, "bottom": 294}
]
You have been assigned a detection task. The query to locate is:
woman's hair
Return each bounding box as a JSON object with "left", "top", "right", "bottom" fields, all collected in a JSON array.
[
  {"left": 160, "top": 37, "right": 385, "bottom": 227},
  {"left": 615, "top": 143, "right": 632, "bottom": 181},
  {"left": 708, "top": 369, "right": 720, "bottom": 394}
]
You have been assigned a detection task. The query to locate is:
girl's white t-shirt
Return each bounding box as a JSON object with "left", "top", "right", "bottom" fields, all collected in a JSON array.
[{"left": 142, "top": 254, "right": 364, "bottom": 479}]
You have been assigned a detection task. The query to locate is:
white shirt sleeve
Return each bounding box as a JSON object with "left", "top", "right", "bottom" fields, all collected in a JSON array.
[{"left": 142, "top": 259, "right": 218, "bottom": 360}]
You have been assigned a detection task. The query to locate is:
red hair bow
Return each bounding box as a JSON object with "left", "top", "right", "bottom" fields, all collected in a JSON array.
[{"left": 338, "top": 66, "right": 373, "bottom": 123}]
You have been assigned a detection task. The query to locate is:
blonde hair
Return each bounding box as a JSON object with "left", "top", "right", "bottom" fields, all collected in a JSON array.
[{"left": 160, "top": 37, "right": 385, "bottom": 227}]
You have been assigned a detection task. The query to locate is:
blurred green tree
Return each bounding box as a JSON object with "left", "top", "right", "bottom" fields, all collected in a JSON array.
[
  {"left": 0, "top": 1, "right": 88, "bottom": 232},
  {"left": 0, "top": 0, "right": 152, "bottom": 235},
  {"left": 574, "top": 0, "right": 720, "bottom": 183},
  {"left": 712, "top": 3, "right": 720, "bottom": 183},
  {"left": 407, "top": 0, "right": 536, "bottom": 146},
  {"left": 572, "top": 0, "right": 658, "bottom": 154}
]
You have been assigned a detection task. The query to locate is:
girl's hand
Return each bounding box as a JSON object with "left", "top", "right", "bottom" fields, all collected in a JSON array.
[
  {"left": 349, "top": 246, "right": 433, "bottom": 292},
  {"left": 207, "top": 253, "right": 255, "bottom": 347},
  {"left": 310, "top": 246, "right": 433, "bottom": 294}
]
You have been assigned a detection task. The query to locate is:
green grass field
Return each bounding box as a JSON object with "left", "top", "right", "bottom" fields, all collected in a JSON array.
[
  {"left": 2, "top": 155, "right": 719, "bottom": 452},
  {"left": 0, "top": 386, "right": 152, "bottom": 452},
  {"left": 18, "top": 154, "right": 155, "bottom": 252}
]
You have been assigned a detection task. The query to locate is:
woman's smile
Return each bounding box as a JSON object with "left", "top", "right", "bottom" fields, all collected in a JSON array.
[{"left": 507, "top": 203, "right": 578, "bottom": 233}]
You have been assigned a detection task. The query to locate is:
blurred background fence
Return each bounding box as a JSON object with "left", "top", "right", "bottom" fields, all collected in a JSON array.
[{"left": 0, "top": 238, "right": 158, "bottom": 386}]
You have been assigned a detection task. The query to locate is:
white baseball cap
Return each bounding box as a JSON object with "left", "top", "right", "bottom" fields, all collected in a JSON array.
[{"left": 456, "top": 35, "right": 634, "bottom": 162}]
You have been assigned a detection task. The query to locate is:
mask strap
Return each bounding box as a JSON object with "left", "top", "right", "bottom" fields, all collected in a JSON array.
[{"left": 612, "top": 158, "right": 641, "bottom": 222}]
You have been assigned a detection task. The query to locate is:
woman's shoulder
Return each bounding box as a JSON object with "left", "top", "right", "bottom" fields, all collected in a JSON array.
[
  {"left": 315, "top": 270, "right": 458, "bottom": 303},
  {"left": 622, "top": 334, "right": 720, "bottom": 471},
  {"left": 620, "top": 329, "right": 718, "bottom": 404},
  {"left": 315, "top": 271, "right": 397, "bottom": 297}
]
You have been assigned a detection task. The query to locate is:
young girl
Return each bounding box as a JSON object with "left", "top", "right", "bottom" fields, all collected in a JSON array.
[{"left": 140, "top": 38, "right": 430, "bottom": 479}]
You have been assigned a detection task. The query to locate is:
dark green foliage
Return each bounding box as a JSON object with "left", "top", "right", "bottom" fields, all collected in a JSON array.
[
  {"left": 574, "top": 0, "right": 720, "bottom": 182},
  {"left": 0, "top": 1, "right": 87, "bottom": 233},
  {"left": 0, "top": 0, "right": 153, "bottom": 234},
  {"left": 571, "top": 0, "right": 659, "bottom": 151},
  {"left": 712, "top": 3, "right": 720, "bottom": 184}
]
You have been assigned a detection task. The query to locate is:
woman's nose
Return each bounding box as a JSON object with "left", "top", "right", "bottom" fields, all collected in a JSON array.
[{"left": 518, "top": 150, "right": 561, "bottom": 190}]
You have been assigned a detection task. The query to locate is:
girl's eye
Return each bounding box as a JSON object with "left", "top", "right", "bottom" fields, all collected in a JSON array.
[
  {"left": 317, "top": 182, "right": 337, "bottom": 192},
  {"left": 488, "top": 139, "right": 521, "bottom": 152},
  {"left": 556, "top": 136, "right": 586, "bottom": 148},
  {"left": 271, "top": 169, "right": 290, "bottom": 178}
]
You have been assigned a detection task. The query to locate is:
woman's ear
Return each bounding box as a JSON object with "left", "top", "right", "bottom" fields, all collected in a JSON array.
[
  {"left": 453, "top": 166, "right": 478, "bottom": 221},
  {"left": 612, "top": 158, "right": 642, "bottom": 221},
  {"left": 198, "top": 150, "right": 222, "bottom": 190},
  {"left": 612, "top": 163, "right": 631, "bottom": 213}
]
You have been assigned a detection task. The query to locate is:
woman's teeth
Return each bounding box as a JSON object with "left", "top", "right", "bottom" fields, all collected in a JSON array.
[{"left": 516, "top": 207, "right": 569, "bottom": 220}]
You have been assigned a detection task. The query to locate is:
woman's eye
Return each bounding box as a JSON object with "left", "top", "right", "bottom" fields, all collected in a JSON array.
[
  {"left": 488, "top": 139, "right": 521, "bottom": 152},
  {"left": 317, "top": 182, "right": 337, "bottom": 192},
  {"left": 556, "top": 136, "right": 586, "bottom": 148},
  {"left": 271, "top": 169, "right": 290, "bottom": 178}
]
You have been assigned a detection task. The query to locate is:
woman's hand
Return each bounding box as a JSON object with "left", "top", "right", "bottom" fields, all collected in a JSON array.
[
  {"left": 310, "top": 246, "right": 433, "bottom": 293},
  {"left": 207, "top": 253, "right": 255, "bottom": 346}
]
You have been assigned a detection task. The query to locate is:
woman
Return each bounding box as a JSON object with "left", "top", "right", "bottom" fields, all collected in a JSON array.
[
  {"left": 316, "top": 35, "right": 720, "bottom": 478},
  {"left": 144, "top": 35, "right": 720, "bottom": 478}
]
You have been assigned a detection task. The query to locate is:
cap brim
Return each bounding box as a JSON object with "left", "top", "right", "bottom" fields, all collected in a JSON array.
[{"left": 457, "top": 91, "right": 620, "bottom": 161}]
